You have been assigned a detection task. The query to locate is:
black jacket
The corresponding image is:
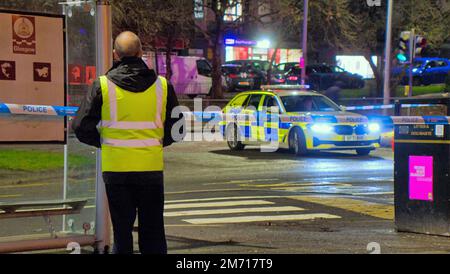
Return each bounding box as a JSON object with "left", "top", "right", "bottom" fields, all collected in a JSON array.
[{"left": 72, "top": 57, "right": 184, "bottom": 149}]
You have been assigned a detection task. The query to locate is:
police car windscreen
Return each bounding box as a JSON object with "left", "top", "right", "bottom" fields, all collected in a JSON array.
[{"left": 281, "top": 95, "right": 340, "bottom": 112}]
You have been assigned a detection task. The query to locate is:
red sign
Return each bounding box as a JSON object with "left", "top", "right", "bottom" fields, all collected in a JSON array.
[
  {"left": 69, "top": 64, "right": 84, "bottom": 85},
  {"left": 33, "top": 62, "right": 51, "bottom": 82},
  {"left": 0, "top": 60, "right": 16, "bottom": 80},
  {"left": 12, "top": 15, "right": 36, "bottom": 55},
  {"left": 68, "top": 64, "right": 96, "bottom": 86},
  {"left": 85, "top": 66, "right": 96, "bottom": 85}
]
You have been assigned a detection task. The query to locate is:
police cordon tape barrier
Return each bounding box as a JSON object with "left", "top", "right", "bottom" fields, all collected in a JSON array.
[{"left": 1, "top": 102, "right": 449, "bottom": 126}]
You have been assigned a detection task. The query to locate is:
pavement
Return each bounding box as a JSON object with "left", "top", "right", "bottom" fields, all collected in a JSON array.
[{"left": 1, "top": 140, "right": 450, "bottom": 253}]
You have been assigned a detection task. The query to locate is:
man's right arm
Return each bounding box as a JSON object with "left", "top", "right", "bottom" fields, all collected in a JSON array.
[{"left": 71, "top": 79, "right": 102, "bottom": 148}]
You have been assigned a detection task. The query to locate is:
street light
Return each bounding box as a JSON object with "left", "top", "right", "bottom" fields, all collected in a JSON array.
[{"left": 256, "top": 39, "right": 271, "bottom": 49}]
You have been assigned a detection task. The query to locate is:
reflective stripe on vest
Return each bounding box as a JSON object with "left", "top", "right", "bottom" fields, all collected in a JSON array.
[
  {"left": 102, "top": 138, "right": 161, "bottom": 147},
  {"left": 101, "top": 77, "right": 164, "bottom": 131},
  {"left": 99, "top": 75, "right": 167, "bottom": 172}
]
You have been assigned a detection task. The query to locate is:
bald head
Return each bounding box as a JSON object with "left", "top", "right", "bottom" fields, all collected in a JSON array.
[{"left": 114, "top": 31, "right": 142, "bottom": 59}]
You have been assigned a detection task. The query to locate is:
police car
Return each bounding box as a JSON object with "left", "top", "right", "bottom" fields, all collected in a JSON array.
[{"left": 219, "top": 85, "right": 381, "bottom": 156}]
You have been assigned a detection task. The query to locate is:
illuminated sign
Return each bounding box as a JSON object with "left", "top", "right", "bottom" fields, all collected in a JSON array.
[
  {"left": 224, "top": 38, "right": 257, "bottom": 47},
  {"left": 409, "top": 156, "right": 434, "bottom": 201}
]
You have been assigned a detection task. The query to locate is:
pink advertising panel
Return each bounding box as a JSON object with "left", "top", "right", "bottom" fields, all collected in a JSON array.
[{"left": 409, "top": 156, "right": 434, "bottom": 201}]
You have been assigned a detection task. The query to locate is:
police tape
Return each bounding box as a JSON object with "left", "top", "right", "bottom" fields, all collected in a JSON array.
[
  {"left": 0, "top": 103, "right": 449, "bottom": 125},
  {"left": 344, "top": 103, "right": 436, "bottom": 111},
  {"left": 0, "top": 103, "right": 78, "bottom": 117}
]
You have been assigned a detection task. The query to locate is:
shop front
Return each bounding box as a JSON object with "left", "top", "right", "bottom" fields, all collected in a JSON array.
[{"left": 224, "top": 37, "right": 302, "bottom": 64}]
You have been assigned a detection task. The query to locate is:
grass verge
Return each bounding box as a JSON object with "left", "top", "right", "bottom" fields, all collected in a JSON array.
[{"left": 0, "top": 149, "right": 92, "bottom": 171}]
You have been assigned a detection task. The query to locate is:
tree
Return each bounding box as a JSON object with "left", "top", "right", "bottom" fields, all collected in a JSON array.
[
  {"left": 0, "top": 0, "right": 58, "bottom": 13},
  {"left": 256, "top": 0, "right": 299, "bottom": 84},
  {"left": 112, "top": 0, "right": 193, "bottom": 81},
  {"left": 151, "top": 0, "right": 194, "bottom": 81},
  {"left": 112, "top": 0, "right": 159, "bottom": 48},
  {"left": 194, "top": 0, "right": 279, "bottom": 98},
  {"left": 193, "top": 0, "right": 238, "bottom": 99},
  {"left": 283, "top": 0, "right": 450, "bottom": 97}
]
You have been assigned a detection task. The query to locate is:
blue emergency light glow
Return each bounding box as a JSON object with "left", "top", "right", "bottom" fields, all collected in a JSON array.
[
  {"left": 368, "top": 123, "right": 381, "bottom": 132},
  {"left": 311, "top": 124, "right": 333, "bottom": 133}
]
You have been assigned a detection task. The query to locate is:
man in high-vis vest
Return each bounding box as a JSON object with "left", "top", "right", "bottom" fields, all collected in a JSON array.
[{"left": 73, "top": 31, "right": 184, "bottom": 254}]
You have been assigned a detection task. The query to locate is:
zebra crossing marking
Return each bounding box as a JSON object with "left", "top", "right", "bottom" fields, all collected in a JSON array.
[
  {"left": 164, "top": 206, "right": 304, "bottom": 217},
  {"left": 164, "top": 200, "right": 273, "bottom": 210},
  {"left": 183, "top": 213, "right": 341, "bottom": 225}
]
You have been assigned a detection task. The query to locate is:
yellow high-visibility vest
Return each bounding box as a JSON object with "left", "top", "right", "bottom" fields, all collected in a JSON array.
[{"left": 99, "top": 75, "right": 167, "bottom": 172}]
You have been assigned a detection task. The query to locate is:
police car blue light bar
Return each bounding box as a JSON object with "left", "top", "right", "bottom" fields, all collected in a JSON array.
[{"left": 261, "top": 85, "right": 310, "bottom": 91}]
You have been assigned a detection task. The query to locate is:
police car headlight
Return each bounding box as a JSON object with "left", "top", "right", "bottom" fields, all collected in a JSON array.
[
  {"left": 311, "top": 124, "right": 333, "bottom": 133},
  {"left": 368, "top": 123, "right": 381, "bottom": 132}
]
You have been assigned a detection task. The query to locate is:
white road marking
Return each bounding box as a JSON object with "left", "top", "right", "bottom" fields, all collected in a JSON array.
[
  {"left": 165, "top": 200, "right": 273, "bottom": 210},
  {"left": 183, "top": 213, "right": 341, "bottom": 225},
  {"left": 164, "top": 206, "right": 304, "bottom": 217},
  {"left": 166, "top": 188, "right": 247, "bottom": 195},
  {"left": 203, "top": 178, "right": 280, "bottom": 186},
  {"left": 352, "top": 192, "right": 394, "bottom": 196},
  {"left": 165, "top": 195, "right": 286, "bottom": 204}
]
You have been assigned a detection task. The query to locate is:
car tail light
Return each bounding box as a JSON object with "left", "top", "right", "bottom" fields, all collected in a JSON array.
[
  {"left": 228, "top": 73, "right": 238, "bottom": 79},
  {"left": 288, "top": 76, "right": 298, "bottom": 81}
]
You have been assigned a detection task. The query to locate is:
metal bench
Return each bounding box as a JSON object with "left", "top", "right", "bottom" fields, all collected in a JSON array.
[{"left": 0, "top": 199, "right": 88, "bottom": 238}]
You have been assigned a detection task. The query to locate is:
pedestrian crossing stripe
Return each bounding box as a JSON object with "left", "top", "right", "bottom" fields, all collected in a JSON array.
[
  {"left": 165, "top": 195, "right": 286, "bottom": 204},
  {"left": 164, "top": 200, "right": 273, "bottom": 210},
  {"left": 289, "top": 196, "right": 394, "bottom": 220},
  {"left": 182, "top": 213, "right": 341, "bottom": 225},
  {"left": 164, "top": 206, "right": 304, "bottom": 217}
]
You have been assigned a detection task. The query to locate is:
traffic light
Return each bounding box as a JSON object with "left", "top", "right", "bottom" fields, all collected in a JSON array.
[
  {"left": 415, "top": 35, "right": 427, "bottom": 56},
  {"left": 397, "top": 31, "right": 411, "bottom": 62}
]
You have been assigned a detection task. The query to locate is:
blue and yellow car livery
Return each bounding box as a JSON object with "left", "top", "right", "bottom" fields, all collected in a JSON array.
[{"left": 219, "top": 87, "right": 381, "bottom": 156}]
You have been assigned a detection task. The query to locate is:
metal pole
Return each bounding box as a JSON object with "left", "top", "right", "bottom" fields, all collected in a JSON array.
[
  {"left": 301, "top": 0, "right": 309, "bottom": 85},
  {"left": 383, "top": 0, "right": 393, "bottom": 106},
  {"left": 95, "top": 0, "right": 112, "bottom": 254},
  {"left": 408, "top": 29, "right": 415, "bottom": 97},
  {"left": 62, "top": 3, "right": 69, "bottom": 233}
]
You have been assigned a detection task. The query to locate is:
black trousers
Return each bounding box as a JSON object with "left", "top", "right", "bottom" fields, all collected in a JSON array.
[{"left": 103, "top": 172, "right": 167, "bottom": 254}]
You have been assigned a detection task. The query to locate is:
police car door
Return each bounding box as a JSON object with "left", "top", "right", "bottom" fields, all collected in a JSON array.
[
  {"left": 242, "top": 94, "right": 263, "bottom": 142},
  {"left": 260, "top": 95, "right": 280, "bottom": 143}
]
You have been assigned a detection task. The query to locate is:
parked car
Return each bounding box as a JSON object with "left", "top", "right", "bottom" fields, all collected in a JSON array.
[
  {"left": 144, "top": 56, "right": 226, "bottom": 98},
  {"left": 275, "top": 63, "right": 365, "bottom": 90},
  {"left": 225, "top": 60, "right": 270, "bottom": 73},
  {"left": 223, "top": 60, "right": 268, "bottom": 91},
  {"left": 393, "top": 57, "right": 450, "bottom": 86}
]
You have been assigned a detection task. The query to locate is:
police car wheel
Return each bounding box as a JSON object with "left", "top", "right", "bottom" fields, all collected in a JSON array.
[
  {"left": 289, "top": 128, "right": 308, "bottom": 156},
  {"left": 356, "top": 148, "right": 371, "bottom": 156},
  {"left": 226, "top": 124, "right": 245, "bottom": 151}
]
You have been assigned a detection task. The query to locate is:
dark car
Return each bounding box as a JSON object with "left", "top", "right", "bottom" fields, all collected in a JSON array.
[
  {"left": 226, "top": 60, "right": 270, "bottom": 72},
  {"left": 393, "top": 57, "right": 450, "bottom": 86},
  {"left": 278, "top": 63, "right": 364, "bottom": 90},
  {"left": 223, "top": 60, "right": 268, "bottom": 91},
  {"left": 222, "top": 64, "right": 257, "bottom": 92}
]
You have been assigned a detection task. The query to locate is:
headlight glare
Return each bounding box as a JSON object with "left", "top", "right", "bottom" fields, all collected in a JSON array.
[
  {"left": 368, "top": 123, "right": 380, "bottom": 132},
  {"left": 311, "top": 124, "right": 333, "bottom": 133}
]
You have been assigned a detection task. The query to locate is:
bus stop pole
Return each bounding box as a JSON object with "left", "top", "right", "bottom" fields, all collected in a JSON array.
[{"left": 94, "top": 0, "right": 112, "bottom": 253}]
